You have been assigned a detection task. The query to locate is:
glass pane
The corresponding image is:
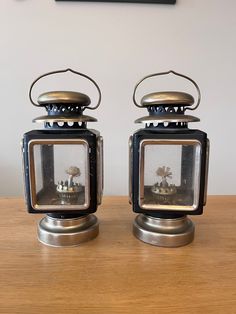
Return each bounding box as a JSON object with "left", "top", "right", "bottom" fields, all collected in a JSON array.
[
  {"left": 141, "top": 141, "right": 201, "bottom": 211},
  {"left": 32, "top": 142, "right": 88, "bottom": 209}
]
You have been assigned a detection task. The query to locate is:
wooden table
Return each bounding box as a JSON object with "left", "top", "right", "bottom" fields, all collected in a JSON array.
[{"left": 0, "top": 196, "right": 236, "bottom": 314}]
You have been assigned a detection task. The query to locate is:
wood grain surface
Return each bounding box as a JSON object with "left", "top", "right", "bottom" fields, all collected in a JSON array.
[{"left": 0, "top": 196, "right": 236, "bottom": 314}]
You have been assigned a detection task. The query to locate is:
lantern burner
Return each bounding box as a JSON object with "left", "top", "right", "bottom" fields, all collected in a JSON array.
[
  {"left": 151, "top": 166, "right": 177, "bottom": 196},
  {"left": 56, "top": 166, "right": 83, "bottom": 205}
]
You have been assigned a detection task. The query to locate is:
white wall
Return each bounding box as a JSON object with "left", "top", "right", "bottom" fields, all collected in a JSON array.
[{"left": 0, "top": 0, "right": 236, "bottom": 196}]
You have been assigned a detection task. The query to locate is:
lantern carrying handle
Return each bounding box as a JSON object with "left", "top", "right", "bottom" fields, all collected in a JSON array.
[
  {"left": 29, "top": 68, "right": 101, "bottom": 110},
  {"left": 133, "top": 70, "right": 201, "bottom": 111}
]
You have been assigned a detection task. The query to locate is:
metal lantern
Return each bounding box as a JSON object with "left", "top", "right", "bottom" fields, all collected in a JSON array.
[
  {"left": 130, "top": 70, "right": 209, "bottom": 247},
  {"left": 22, "top": 69, "right": 103, "bottom": 247}
]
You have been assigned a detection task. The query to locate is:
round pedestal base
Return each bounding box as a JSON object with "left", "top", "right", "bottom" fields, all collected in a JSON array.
[
  {"left": 133, "top": 214, "right": 194, "bottom": 247},
  {"left": 38, "top": 214, "right": 99, "bottom": 247}
]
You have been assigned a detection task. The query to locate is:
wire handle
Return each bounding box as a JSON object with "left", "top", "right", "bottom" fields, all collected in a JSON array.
[
  {"left": 29, "top": 68, "right": 102, "bottom": 110},
  {"left": 133, "top": 70, "right": 201, "bottom": 111}
]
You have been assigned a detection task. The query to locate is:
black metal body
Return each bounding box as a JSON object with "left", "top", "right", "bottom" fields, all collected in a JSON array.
[
  {"left": 131, "top": 126, "right": 208, "bottom": 217},
  {"left": 23, "top": 128, "right": 98, "bottom": 218}
]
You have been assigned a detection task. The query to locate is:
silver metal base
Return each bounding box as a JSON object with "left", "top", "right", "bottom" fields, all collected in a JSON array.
[
  {"left": 133, "top": 214, "right": 194, "bottom": 247},
  {"left": 38, "top": 214, "right": 99, "bottom": 247}
]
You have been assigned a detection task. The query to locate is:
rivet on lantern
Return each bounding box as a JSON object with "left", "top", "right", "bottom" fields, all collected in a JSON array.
[
  {"left": 22, "top": 69, "right": 103, "bottom": 247},
  {"left": 130, "top": 70, "right": 209, "bottom": 247}
]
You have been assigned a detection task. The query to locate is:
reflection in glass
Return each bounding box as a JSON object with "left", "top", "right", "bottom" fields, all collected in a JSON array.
[
  {"left": 32, "top": 143, "right": 88, "bottom": 208},
  {"left": 141, "top": 142, "right": 201, "bottom": 210}
]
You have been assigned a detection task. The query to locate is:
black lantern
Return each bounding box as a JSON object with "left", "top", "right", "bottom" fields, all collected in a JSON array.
[
  {"left": 22, "top": 69, "right": 103, "bottom": 247},
  {"left": 130, "top": 71, "right": 209, "bottom": 247}
]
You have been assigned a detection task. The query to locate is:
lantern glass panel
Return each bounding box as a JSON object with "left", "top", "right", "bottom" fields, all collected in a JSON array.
[
  {"left": 29, "top": 140, "right": 89, "bottom": 210},
  {"left": 139, "top": 140, "right": 201, "bottom": 211}
]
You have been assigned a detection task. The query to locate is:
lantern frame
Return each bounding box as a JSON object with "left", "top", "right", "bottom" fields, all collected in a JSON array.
[
  {"left": 23, "top": 129, "right": 103, "bottom": 215},
  {"left": 130, "top": 128, "right": 208, "bottom": 217}
]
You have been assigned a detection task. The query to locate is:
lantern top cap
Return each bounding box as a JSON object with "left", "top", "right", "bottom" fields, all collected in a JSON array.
[
  {"left": 141, "top": 91, "right": 194, "bottom": 107},
  {"left": 133, "top": 70, "right": 201, "bottom": 112},
  {"left": 29, "top": 69, "right": 101, "bottom": 125},
  {"left": 37, "top": 91, "right": 91, "bottom": 107},
  {"left": 29, "top": 68, "right": 101, "bottom": 111}
]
